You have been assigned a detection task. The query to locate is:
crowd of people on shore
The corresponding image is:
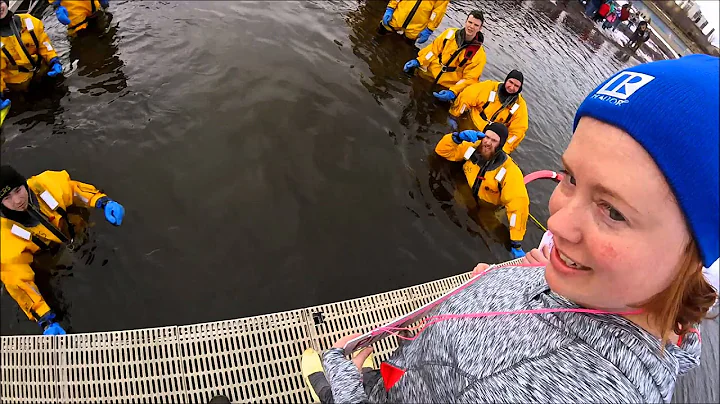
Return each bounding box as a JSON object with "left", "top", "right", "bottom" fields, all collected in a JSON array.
[{"left": 583, "top": 0, "right": 653, "bottom": 53}]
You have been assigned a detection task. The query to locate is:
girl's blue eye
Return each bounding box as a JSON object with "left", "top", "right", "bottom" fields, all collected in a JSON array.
[{"left": 600, "top": 202, "right": 626, "bottom": 222}]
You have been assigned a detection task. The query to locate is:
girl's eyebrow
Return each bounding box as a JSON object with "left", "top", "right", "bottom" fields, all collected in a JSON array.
[{"left": 562, "top": 156, "right": 639, "bottom": 215}]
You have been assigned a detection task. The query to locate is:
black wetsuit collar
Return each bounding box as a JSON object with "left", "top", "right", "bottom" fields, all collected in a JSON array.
[
  {"left": 0, "top": 12, "right": 18, "bottom": 37},
  {"left": 455, "top": 28, "right": 483, "bottom": 48}
]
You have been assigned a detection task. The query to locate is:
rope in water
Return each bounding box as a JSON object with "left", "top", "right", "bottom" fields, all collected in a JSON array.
[
  {"left": 523, "top": 170, "right": 565, "bottom": 233},
  {"left": 529, "top": 212, "right": 547, "bottom": 232}
]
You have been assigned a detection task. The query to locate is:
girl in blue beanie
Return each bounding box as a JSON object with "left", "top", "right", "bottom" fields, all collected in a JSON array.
[{"left": 309, "top": 55, "right": 719, "bottom": 403}]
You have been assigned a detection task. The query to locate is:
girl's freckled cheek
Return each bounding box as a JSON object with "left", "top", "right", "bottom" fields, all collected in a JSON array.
[{"left": 599, "top": 241, "right": 618, "bottom": 262}]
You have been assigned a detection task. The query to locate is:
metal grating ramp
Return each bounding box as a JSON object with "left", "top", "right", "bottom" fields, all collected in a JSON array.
[
  {"left": 1, "top": 336, "right": 59, "bottom": 403},
  {"left": 56, "top": 327, "right": 185, "bottom": 403},
  {"left": 1, "top": 262, "right": 520, "bottom": 403},
  {"left": 176, "top": 310, "right": 314, "bottom": 404}
]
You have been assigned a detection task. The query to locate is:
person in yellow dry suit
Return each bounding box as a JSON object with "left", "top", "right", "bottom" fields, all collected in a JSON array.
[
  {"left": 448, "top": 69, "right": 529, "bottom": 154},
  {"left": 0, "top": 0, "right": 64, "bottom": 98},
  {"left": 379, "top": 0, "right": 449, "bottom": 45},
  {"left": 49, "top": 0, "right": 109, "bottom": 36},
  {"left": 403, "top": 10, "right": 487, "bottom": 101},
  {"left": 0, "top": 165, "right": 125, "bottom": 335},
  {"left": 435, "top": 122, "right": 529, "bottom": 259}
]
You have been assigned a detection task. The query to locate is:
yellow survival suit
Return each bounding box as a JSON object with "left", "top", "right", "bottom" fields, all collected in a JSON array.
[
  {"left": 0, "top": 170, "right": 107, "bottom": 324},
  {"left": 0, "top": 13, "right": 58, "bottom": 93},
  {"left": 383, "top": 0, "right": 449, "bottom": 41},
  {"left": 434, "top": 128, "right": 529, "bottom": 244},
  {"left": 48, "top": 0, "right": 106, "bottom": 36},
  {"left": 415, "top": 27, "right": 486, "bottom": 95},
  {"left": 450, "top": 77, "right": 529, "bottom": 154}
]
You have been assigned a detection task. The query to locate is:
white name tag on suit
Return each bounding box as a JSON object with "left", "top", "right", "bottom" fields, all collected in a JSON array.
[
  {"left": 39, "top": 191, "right": 59, "bottom": 211},
  {"left": 11, "top": 225, "right": 31, "bottom": 241}
]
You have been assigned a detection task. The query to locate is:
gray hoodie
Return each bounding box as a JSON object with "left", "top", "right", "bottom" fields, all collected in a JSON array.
[{"left": 322, "top": 265, "right": 700, "bottom": 403}]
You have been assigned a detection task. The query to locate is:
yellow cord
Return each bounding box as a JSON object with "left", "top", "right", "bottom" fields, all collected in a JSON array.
[
  {"left": 0, "top": 105, "right": 9, "bottom": 127},
  {"left": 529, "top": 213, "right": 547, "bottom": 232}
]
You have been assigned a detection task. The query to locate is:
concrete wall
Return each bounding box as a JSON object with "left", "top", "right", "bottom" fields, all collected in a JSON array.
[
  {"left": 649, "top": 0, "right": 719, "bottom": 55},
  {"left": 8, "top": 0, "right": 45, "bottom": 14},
  {"left": 633, "top": 1, "right": 695, "bottom": 56}
]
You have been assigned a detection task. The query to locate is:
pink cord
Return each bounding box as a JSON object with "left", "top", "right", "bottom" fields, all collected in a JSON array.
[{"left": 372, "top": 263, "right": 644, "bottom": 341}]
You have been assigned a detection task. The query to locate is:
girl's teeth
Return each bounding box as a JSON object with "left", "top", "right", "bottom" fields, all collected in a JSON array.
[{"left": 560, "top": 253, "right": 579, "bottom": 268}]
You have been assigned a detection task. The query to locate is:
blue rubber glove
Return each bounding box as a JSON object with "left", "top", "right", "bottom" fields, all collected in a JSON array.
[
  {"left": 55, "top": 6, "right": 71, "bottom": 25},
  {"left": 0, "top": 98, "right": 10, "bottom": 111},
  {"left": 510, "top": 247, "right": 526, "bottom": 259},
  {"left": 447, "top": 116, "right": 458, "bottom": 131},
  {"left": 510, "top": 241, "right": 526, "bottom": 259},
  {"left": 382, "top": 7, "right": 394, "bottom": 26},
  {"left": 416, "top": 27, "right": 433, "bottom": 44},
  {"left": 99, "top": 0, "right": 109, "bottom": 8},
  {"left": 44, "top": 322, "right": 67, "bottom": 335},
  {"left": 403, "top": 59, "right": 420, "bottom": 73},
  {"left": 433, "top": 90, "right": 456, "bottom": 102},
  {"left": 38, "top": 312, "right": 66, "bottom": 335},
  {"left": 96, "top": 196, "right": 125, "bottom": 226},
  {"left": 451, "top": 129, "right": 485, "bottom": 144},
  {"left": 47, "top": 58, "right": 63, "bottom": 77}
]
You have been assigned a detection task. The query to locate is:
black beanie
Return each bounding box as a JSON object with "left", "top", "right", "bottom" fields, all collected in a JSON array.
[
  {"left": 0, "top": 0, "right": 13, "bottom": 26},
  {"left": 504, "top": 69, "right": 524, "bottom": 93},
  {"left": 0, "top": 165, "right": 27, "bottom": 200},
  {"left": 483, "top": 122, "right": 509, "bottom": 152}
]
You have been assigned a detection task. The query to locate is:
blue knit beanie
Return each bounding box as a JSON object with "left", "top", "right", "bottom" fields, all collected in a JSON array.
[{"left": 574, "top": 54, "right": 719, "bottom": 268}]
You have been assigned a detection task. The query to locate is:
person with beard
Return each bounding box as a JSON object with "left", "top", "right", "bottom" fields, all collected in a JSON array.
[
  {"left": 435, "top": 122, "right": 530, "bottom": 259},
  {"left": 379, "top": 0, "right": 449, "bottom": 45},
  {"left": 448, "top": 70, "right": 529, "bottom": 154},
  {"left": 403, "top": 10, "right": 486, "bottom": 100},
  {"left": 0, "top": 165, "right": 125, "bottom": 335},
  {"left": 49, "top": 0, "right": 109, "bottom": 37},
  {"left": 0, "top": 0, "right": 63, "bottom": 96}
]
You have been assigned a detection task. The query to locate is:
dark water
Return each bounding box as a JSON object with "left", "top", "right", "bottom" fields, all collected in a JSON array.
[{"left": 0, "top": 1, "right": 716, "bottom": 401}]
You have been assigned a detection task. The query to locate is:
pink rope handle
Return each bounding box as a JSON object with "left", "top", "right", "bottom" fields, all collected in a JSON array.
[
  {"left": 372, "top": 263, "right": 644, "bottom": 341},
  {"left": 377, "top": 308, "right": 644, "bottom": 341},
  {"left": 368, "top": 262, "right": 540, "bottom": 336},
  {"left": 677, "top": 327, "right": 702, "bottom": 345}
]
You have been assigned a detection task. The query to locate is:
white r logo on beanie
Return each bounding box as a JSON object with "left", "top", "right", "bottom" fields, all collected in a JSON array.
[{"left": 596, "top": 72, "right": 655, "bottom": 100}]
